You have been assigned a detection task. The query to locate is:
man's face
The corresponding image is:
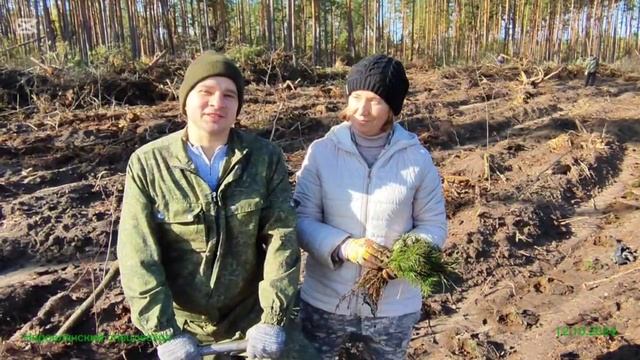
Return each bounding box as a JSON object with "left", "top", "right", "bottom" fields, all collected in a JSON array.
[
  {"left": 346, "top": 90, "right": 392, "bottom": 136},
  {"left": 185, "top": 76, "right": 239, "bottom": 138}
]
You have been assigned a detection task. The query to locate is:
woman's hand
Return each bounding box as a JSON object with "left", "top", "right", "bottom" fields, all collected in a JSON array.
[
  {"left": 340, "top": 238, "right": 391, "bottom": 268},
  {"left": 381, "top": 268, "right": 397, "bottom": 280}
]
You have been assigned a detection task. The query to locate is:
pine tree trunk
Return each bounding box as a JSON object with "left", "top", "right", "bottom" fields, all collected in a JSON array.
[
  {"left": 290, "top": 0, "right": 295, "bottom": 62},
  {"left": 311, "top": 0, "right": 318, "bottom": 64},
  {"left": 280, "top": 0, "right": 287, "bottom": 51},
  {"left": 124, "top": 0, "right": 138, "bottom": 59},
  {"left": 42, "top": 0, "right": 56, "bottom": 52},
  {"left": 372, "top": 0, "right": 377, "bottom": 53},
  {"left": 80, "top": 0, "right": 93, "bottom": 60},
  {"left": 569, "top": 0, "right": 577, "bottom": 58},
  {"left": 268, "top": 0, "right": 275, "bottom": 49},
  {"left": 301, "top": 0, "right": 306, "bottom": 56},
  {"left": 380, "top": 0, "right": 384, "bottom": 54},
  {"left": 286, "top": 0, "right": 292, "bottom": 51},
  {"left": 219, "top": 0, "right": 227, "bottom": 43},
  {"left": 68, "top": 0, "right": 79, "bottom": 55},
  {"left": 347, "top": 0, "right": 355, "bottom": 57},
  {"left": 53, "top": 0, "right": 66, "bottom": 42},
  {"left": 96, "top": 0, "right": 107, "bottom": 47},
  {"left": 363, "top": 0, "right": 368, "bottom": 55},
  {"left": 202, "top": 0, "right": 210, "bottom": 49},
  {"left": 323, "top": 0, "right": 329, "bottom": 65},
  {"left": 34, "top": 0, "right": 42, "bottom": 53},
  {"left": 554, "top": 0, "right": 563, "bottom": 62},
  {"left": 624, "top": 1, "right": 633, "bottom": 56},
  {"left": 636, "top": 1, "right": 640, "bottom": 51},
  {"left": 503, "top": 0, "right": 510, "bottom": 55},
  {"left": 159, "top": 0, "right": 175, "bottom": 54},
  {"left": 410, "top": 0, "right": 415, "bottom": 61}
]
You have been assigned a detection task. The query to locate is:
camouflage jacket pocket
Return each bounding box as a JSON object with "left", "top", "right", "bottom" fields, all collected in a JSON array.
[
  {"left": 155, "top": 201, "right": 206, "bottom": 252},
  {"left": 226, "top": 198, "right": 264, "bottom": 214}
]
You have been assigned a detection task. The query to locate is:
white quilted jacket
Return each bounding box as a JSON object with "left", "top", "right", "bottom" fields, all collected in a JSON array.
[{"left": 294, "top": 122, "right": 447, "bottom": 317}]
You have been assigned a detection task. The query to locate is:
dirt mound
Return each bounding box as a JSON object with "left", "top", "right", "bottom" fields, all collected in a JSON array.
[
  {"left": 0, "top": 67, "right": 172, "bottom": 112},
  {"left": 0, "top": 69, "right": 53, "bottom": 110},
  {"left": 0, "top": 103, "right": 183, "bottom": 271}
]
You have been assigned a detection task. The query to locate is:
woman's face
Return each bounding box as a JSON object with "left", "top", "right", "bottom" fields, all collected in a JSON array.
[{"left": 346, "top": 90, "right": 392, "bottom": 136}]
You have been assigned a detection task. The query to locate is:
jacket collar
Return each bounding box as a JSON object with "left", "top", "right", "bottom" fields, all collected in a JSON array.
[
  {"left": 168, "top": 127, "right": 249, "bottom": 176},
  {"left": 327, "top": 121, "right": 419, "bottom": 155}
]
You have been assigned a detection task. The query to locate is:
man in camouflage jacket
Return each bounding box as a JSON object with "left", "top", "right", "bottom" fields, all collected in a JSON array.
[
  {"left": 585, "top": 56, "right": 599, "bottom": 87},
  {"left": 117, "top": 51, "right": 300, "bottom": 360}
]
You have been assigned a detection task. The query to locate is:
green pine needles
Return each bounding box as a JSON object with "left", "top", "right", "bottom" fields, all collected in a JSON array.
[
  {"left": 353, "top": 233, "right": 458, "bottom": 316},
  {"left": 387, "top": 233, "right": 458, "bottom": 296}
]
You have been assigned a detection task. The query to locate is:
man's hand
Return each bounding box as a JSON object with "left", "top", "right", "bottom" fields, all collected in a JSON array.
[
  {"left": 246, "top": 323, "right": 286, "bottom": 359},
  {"left": 157, "top": 333, "right": 200, "bottom": 360},
  {"left": 340, "top": 238, "right": 391, "bottom": 269}
]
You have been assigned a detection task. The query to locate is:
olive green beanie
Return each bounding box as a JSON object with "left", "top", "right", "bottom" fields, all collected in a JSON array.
[{"left": 179, "top": 51, "right": 245, "bottom": 115}]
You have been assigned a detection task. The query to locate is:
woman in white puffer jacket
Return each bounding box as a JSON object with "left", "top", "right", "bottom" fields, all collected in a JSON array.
[{"left": 293, "top": 55, "right": 447, "bottom": 359}]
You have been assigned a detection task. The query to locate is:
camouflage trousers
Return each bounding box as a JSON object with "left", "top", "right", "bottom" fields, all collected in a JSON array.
[
  {"left": 585, "top": 72, "right": 597, "bottom": 86},
  {"left": 299, "top": 300, "right": 420, "bottom": 360}
]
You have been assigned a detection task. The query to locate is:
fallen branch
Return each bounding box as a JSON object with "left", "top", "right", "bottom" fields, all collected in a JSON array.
[
  {"left": 164, "top": 78, "right": 178, "bottom": 99},
  {"left": 265, "top": 51, "right": 274, "bottom": 86},
  {"left": 0, "top": 36, "right": 44, "bottom": 54},
  {"left": 280, "top": 80, "right": 298, "bottom": 91},
  {"left": 29, "top": 56, "right": 56, "bottom": 76},
  {"left": 0, "top": 105, "right": 37, "bottom": 117},
  {"left": 583, "top": 264, "right": 640, "bottom": 290},
  {"left": 458, "top": 97, "right": 504, "bottom": 111},
  {"left": 269, "top": 102, "right": 284, "bottom": 142},
  {"left": 516, "top": 65, "right": 564, "bottom": 99},
  {"left": 145, "top": 49, "right": 168, "bottom": 72},
  {"left": 19, "top": 180, "right": 95, "bottom": 203},
  {"left": 9, "top": 292, "right": 73, "bottom": 343},
  {"left": 55, "top": 261, "right": 119, "bottom": 335},
  {"left": 543, "top": 66, "right": 565, "bottom": 81}
]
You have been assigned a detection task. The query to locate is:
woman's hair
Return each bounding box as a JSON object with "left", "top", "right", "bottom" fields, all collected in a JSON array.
[{"left": 338, "top": 104, "right": 394, "bottom": 132}]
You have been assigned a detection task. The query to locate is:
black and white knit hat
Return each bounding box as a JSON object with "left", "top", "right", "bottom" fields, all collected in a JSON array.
[{"left": 346, "top": 54, "right": 409, "bottom": 115}]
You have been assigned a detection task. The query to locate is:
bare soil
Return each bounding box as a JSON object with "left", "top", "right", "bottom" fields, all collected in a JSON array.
[{"left": 1, "top": 63, "right": 639, "bottom": 359}]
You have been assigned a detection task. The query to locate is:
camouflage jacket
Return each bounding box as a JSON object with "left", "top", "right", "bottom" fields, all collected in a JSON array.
[
  {"left": 586, "top": 57, "right": 599, "bottom": 74},
  {"left": 117, "top": 128, "right": 300, "bottom": 341}
]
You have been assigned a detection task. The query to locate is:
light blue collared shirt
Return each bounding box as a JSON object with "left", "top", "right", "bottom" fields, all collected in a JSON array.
[{"left": 186, "top": 142, "right": 228, "bottom": 191}]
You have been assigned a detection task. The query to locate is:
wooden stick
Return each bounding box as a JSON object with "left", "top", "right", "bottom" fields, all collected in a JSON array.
[
  {"left": 583, "top": 265, "right": 640, "bottom": 290},
  {"left": 269, "top": 102, "right": 284, "bottom": 141},
  {"left": 9, "top": 292, "right": 71, "bottom": 343},
  {"left": 198, "top": 339, "right": 248, "bottom": 356},
  {"left": 0, "top": 36, "right": 44, "bottom": 54},
  {"left": 55, "top": 262, "right": 119, "bottom": 335},
  {"left": 543, "top": 66, "right": 565, "bottom": 81},
  {"left": 458, "top": 98, "right": 504, "bottom": 111},
  {"left": 145, "top": 49, "right": 168, "bottom": 71},
  {"left": 29, "top": 56, "right": 55, "bottom": 76}
]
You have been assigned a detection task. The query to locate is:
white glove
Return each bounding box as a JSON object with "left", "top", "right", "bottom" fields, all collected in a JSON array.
[
  {"left": 246, "top": 323, "right": 286, "bottom": 359},
  {"left": 157, "top": 333, "right": 200, "bottom": 360}
]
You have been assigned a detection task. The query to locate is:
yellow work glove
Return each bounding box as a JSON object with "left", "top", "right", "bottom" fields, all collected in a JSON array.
[
  {"left": 340, "top": 238, "right": 391, "bottom": 269},
  {"left": 381, "top": 268, "right": 397, "bottom": 280}
]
